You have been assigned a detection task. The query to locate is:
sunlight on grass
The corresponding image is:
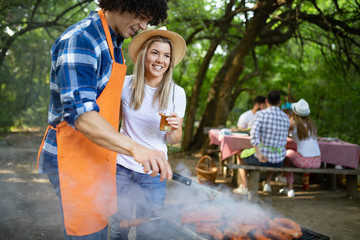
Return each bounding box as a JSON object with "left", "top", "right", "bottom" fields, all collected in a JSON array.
[
  {"left": 9, "top": 126, "right": 41, "bottom": 132},
  {"left": 3, "top": 177, "right": 48, "bottom": 183},
  {"left": 4, "top": 178, "right": 27, "bottom": 183},
  {"left": 0, "top": 169, "right": 15, "bottom": 174}
]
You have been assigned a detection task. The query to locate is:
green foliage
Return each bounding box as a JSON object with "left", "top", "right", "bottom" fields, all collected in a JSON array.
[
  {"left": 1, "top": 0, "right": 359, "bottom": 148},
  {"left": 0, "top": 0, "right": 96, "bottom": 130},
  {"left": 230, "top": 36, "right": 360, "bottom": 145}
]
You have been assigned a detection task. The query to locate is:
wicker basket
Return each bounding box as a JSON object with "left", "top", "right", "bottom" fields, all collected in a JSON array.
[{"left": 196, "top": 155, "right": 218, "bottom": 184}]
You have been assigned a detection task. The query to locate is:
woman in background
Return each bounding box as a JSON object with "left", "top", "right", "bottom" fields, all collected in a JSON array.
[{"left": 280, "top": 99, "right": 321, "bottom": 197}]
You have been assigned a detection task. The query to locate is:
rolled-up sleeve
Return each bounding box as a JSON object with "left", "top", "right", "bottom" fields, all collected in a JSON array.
[{"left": 55, "top": 34, "right": 99, "bottom": 128}]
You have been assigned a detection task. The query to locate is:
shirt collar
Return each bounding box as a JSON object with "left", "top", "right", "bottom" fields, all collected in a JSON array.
[
  {"left": 92, "top": 11, "right": 124, "bottom": 49},
  {"left": 109, "top": 27, "right": 124, "bottom": 49},
  {"left": 268, "top": 106, "right": 280, "bottom": 111}
]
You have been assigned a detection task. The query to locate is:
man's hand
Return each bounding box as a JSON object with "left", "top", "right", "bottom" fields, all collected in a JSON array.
[
  {"left": 255, "top": 145, "right": 268, "bottom": 163},
  {"left": 257, "top": 153, "right": 268, "bottom": 163},
  {"left": 75, "top": 111, "right": 173, "bottom": 181},
  {"left": 132, "top": 145, "right": 173, "bottom": 182}
]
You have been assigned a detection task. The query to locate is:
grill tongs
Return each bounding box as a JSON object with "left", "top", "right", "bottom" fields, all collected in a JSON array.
[{"left": 172, "top": 172, "right": 222, "bottom": 201}]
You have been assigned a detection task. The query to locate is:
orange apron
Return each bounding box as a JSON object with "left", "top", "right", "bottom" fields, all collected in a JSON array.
[{"left": 37, "top": 9, "right": 126, "bottom": 236}]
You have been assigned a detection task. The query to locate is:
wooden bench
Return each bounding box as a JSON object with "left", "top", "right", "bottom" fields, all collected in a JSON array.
[{"left": 225, "top": 163, "right": 360, "bottom": 199}]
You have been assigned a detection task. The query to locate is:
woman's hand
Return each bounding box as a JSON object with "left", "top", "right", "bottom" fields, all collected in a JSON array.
[
  {"left": 166, "top": 112, "right": 181, "bottom": 130},
  {"left": 159, "top": 112, "right": 183, "bottom": 145}
]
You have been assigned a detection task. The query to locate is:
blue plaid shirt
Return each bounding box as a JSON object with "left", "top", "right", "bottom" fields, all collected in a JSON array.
[
  {"left": 250, "top": 106, "right": 290, "bottom": 163},
  {"left": 38, "top": 11, "right": 124, "bottom": 174}
]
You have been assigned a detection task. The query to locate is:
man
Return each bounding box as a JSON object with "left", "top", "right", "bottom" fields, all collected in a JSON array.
[
  {"left": 37, "top": 1, "right": 171, "bottom": 239},
  {"left": 235, "top": 95, "right": 266, "bottom": 132},
  {"left": 233, "top": 90, "right": 290, "bottom": 195}
]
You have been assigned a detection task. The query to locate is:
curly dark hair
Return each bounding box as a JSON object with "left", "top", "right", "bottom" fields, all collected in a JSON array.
[{"left": 98, "top": 0, "right": 169, "bottom": 25}]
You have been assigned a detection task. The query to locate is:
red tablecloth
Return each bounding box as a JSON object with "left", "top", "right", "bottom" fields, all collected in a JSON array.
[
  {"left": 209, "top": 129, "right": 252, "bottom": 160},
  {"left": 208, "top": 129, "right": 360, "bottom": 169},
  {"left": 317, "top": 138, "right": 360, "bottom": 169}
]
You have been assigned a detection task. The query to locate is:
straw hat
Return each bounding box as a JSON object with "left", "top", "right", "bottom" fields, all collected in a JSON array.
[
  {"left": 291, "top": 99, "right": 310, "bottom": 117},
  {"left": 128, "top": 26, "right": 186, "bottom": 66}
]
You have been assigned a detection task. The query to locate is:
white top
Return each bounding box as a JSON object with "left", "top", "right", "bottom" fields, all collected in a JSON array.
[
  {"left": 292, "top": 126, "right": 321, "bottom": 157},
  {"left": 237, "top": 109, "right": 254, "bottom": 129},
  {"left": 116, "top": 75, "right": 187, "bottom": 174}
]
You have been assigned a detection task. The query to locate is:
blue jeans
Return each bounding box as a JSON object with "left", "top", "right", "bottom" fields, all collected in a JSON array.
[
  {"left": 110, "top": 165, "right": 166, "bottom": 240},
  {"left": 242, "top": 155, "right": 284, "bottom": 167},
  {"left": 47, "top": 173, "right": 108, "bottom": 240}
]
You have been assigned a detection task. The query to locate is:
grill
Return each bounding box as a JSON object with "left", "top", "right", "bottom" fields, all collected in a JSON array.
[
  {"left": 299, "top": 228, "right": 329, "bottom": 240},
  {"left": 149, "top": 201, "right": 329, "bottom": 240},
  {"left": 146, "top": 218, "right": 204, "bottom": 240},
  {"left": 145, "top": 218, "right": 329, "bottom": 240}
]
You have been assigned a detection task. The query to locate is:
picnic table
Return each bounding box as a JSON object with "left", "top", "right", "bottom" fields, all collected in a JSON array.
[
  {"left": 208, "top": 129, "right": 360, "bottom": 169},
  {"left": 208, "top": 129, "right": 360, "bottom": 198}
]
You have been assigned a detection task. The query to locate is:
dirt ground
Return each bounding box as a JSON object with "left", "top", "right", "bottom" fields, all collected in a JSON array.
[{"left": 1, "top": 132, "right": 359, "bottom": 240}]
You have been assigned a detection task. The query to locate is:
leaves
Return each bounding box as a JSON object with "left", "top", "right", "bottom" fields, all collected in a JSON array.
[{"left": 0, "top": 0, "right": 95, "bottom": 130}]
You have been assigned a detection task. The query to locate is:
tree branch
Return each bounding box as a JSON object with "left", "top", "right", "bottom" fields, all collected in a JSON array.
[
  {"left": 30, "top": 0, "right": 42, "bottom": 22},
  {"left": 53, "top": 0, "right": 93, "bottom": 23},
  {"left": 299, "top": 12, "right": 360, "bottom": 35},
  {"left": 0, "top": 0, "right": 93, "bottom": 68}
]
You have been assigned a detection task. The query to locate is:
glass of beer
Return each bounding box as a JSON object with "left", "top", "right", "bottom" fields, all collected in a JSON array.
[{"left": 159, "top": 113, "right": 172, "bottom": 132}]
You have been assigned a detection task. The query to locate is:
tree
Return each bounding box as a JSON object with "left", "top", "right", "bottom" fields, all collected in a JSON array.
[
  {"left": 0, "top": 0, "right": 94, "bottom": 68},
  {"left": 0, "top": 0, "right": 95, "bottom": 129},
  {"left": 167, "top": 0, "right": 360, "bottom": 152},
  {"left": 1, "top": 0, "right": 359, "bottom": 148}
]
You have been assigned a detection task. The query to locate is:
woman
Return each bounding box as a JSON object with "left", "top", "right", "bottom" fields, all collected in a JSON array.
[
  {"left": 280, "top": 99, "right": 321, "bottom": 197},
  {"left": 110, "top": 27, "right": 187, "bottom": 240}
]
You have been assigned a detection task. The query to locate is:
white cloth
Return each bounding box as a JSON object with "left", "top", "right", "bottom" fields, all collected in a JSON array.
[
  {"left": 292, "top": 127, "right": 321, "bottom": 157},
  {"left": 237, "top": 109, "right": 254, "bottom": 129},
  {"left": 116, "top": 75, "right": 186, "bottom": 173}
]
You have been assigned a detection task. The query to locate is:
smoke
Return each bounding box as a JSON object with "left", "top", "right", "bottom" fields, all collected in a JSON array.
[{"left": 151, "top": 162, "right": 288, "bottom": 239}]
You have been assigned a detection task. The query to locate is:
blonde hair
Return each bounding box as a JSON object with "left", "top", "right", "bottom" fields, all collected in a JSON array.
[
  {"left": 290, "top": 112, "right": 317, "bottom": 141},
  {"left": 130, "top": 36, "right": 175, "bottom": 111}
]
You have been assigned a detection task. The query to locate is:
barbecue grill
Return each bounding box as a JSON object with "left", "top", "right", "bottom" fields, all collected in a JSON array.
[
  {"left": 148, "top": 201, "right": 329, "bottom": 240},
  {"left": 145, "top": 218, "right": 329, "bottom": 240}
]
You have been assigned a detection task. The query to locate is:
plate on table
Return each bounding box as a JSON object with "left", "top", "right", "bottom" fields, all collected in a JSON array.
[
  {"left": 320, "top": 137, "right": 340, "bottom": 142},
  {"left": 231, "top": 133, "right": 249, "bottom": 136}
]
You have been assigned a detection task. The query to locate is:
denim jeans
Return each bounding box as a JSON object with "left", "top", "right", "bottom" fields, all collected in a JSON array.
[
  {"left": 47, "top": 173, "right": 108, "bottom": 240},
  {"left": 242, "top": 155, "right": 284, "bottom": 167},
  {"left": 110, "top": 165, "right": 166, "bottom": 240}
]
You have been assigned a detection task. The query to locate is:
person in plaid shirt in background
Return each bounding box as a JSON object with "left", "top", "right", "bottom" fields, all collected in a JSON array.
[{"left": 234, "top": 90, "right": 290, "bottom": 195}]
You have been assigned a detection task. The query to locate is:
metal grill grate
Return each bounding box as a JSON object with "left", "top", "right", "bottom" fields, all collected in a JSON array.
[{"left": 300, "top": 227, "right": 330, "bottom": 240}]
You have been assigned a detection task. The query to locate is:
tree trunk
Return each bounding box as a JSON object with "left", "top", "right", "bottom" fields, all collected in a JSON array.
[
  {"left": 181, "top": 36, "right": 225, "bottom": 151},
  {"left": 189, "top": 0, "right": 281, "bottom": 152},
  {"left": 182, "top": 0, "right": 239, "bottom": 151}
]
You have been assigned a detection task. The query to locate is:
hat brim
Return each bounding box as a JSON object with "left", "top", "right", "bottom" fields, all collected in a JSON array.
[{"left": 128, "top": 28, "right": 186, "bottom": 66}]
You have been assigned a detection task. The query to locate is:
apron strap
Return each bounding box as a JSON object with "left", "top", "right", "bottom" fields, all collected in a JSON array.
[
  {"left": 98, "top": 9, "right": 125, "bottom": 64},
  {"left": 98, "top": 9, "right": 115, "bottom": 61}
]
